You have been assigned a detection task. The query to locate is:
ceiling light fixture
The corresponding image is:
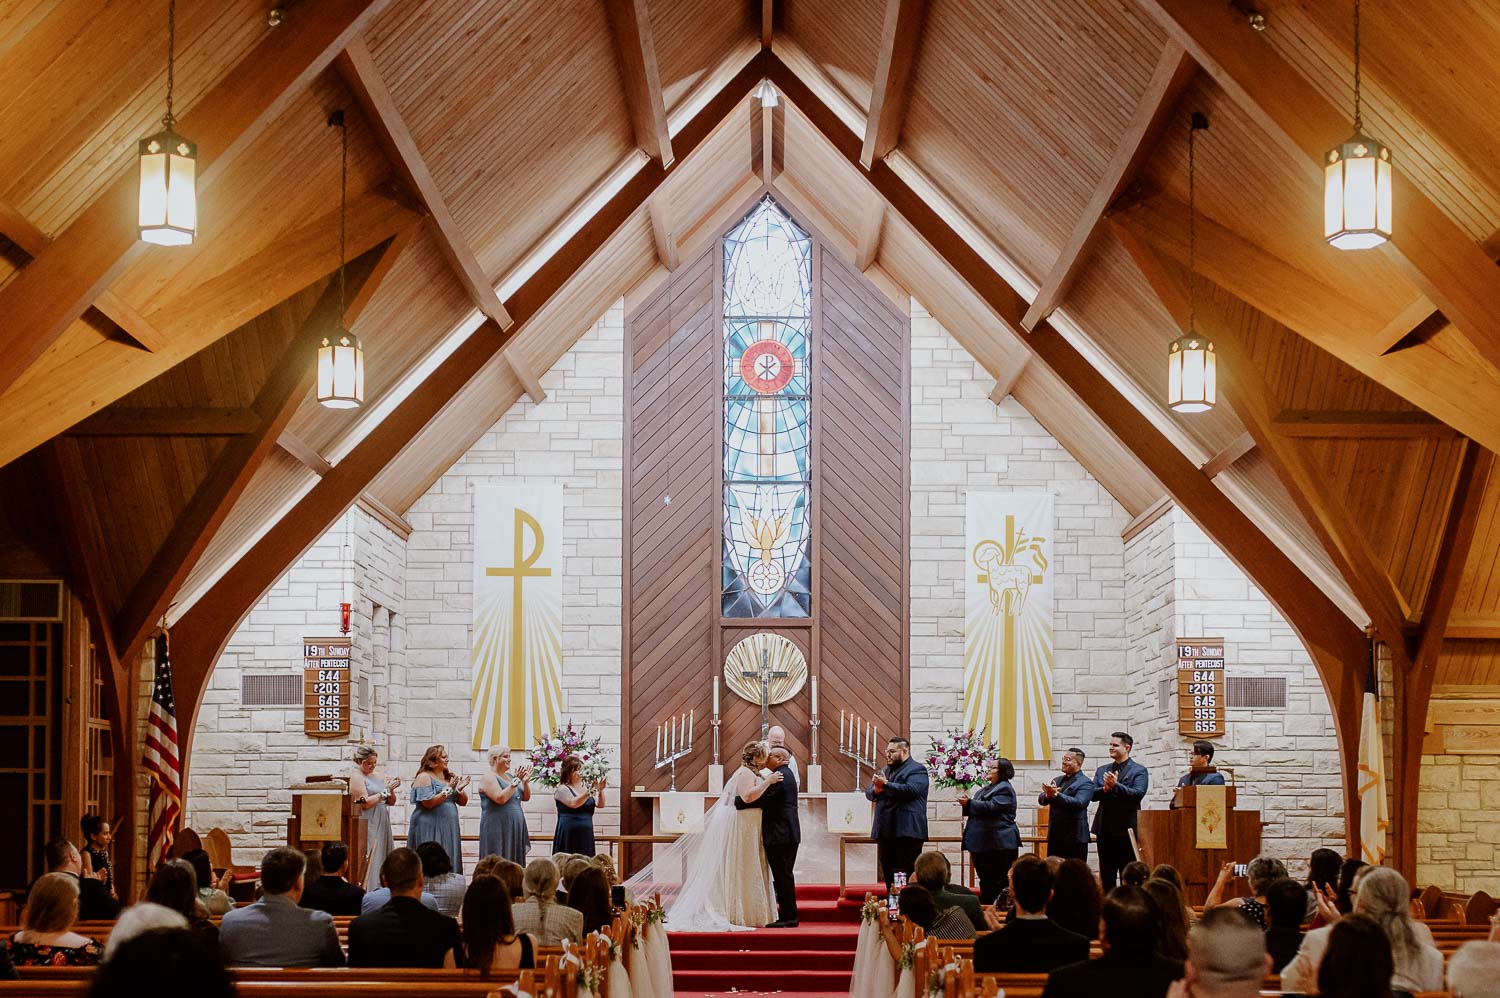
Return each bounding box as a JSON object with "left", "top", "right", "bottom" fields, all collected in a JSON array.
[
  {"left": 753, "top": 80, "right": 779, "bottom": 107},
  {"left": 317, "top": 110, "right": 365, "bottom": 410},
  {"left": 1168, "top": 112, "right": 1216, "bottom": 414},
  {"left": 138, "top": 0, "right": 197, "bottom": 245},
  {"left": 1324, "top": 0, "right": 1392, "bottom": 250}
]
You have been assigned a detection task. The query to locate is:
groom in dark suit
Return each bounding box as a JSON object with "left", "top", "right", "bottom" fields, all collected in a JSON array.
[
  {"left": 735, "top": 745, "right": 801, "bottom": 927},
  {"left": 866, "top": 735, "right": 929, "bottom": 891}
]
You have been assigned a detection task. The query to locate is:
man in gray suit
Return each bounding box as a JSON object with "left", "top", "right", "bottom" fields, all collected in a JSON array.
[{"left": 220, "top": 847, "right": 344, "bottom": 967}]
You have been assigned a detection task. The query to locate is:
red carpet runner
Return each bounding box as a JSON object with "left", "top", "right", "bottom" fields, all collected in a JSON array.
[{"left": 667, "top": 883, "right": 882, "bottom": 997}]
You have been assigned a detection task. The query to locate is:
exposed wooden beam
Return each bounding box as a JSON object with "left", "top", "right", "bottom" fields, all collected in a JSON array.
[
  {"left": 1117, "top": 230, "right": 1414, "bottom": 665},
  {"left": 0, "top": 199, "right": 48, "bottom": 257},
  {"left": 0, "top": 0, "right": 392, "bottom": 398},
  {"left": 1374, "top": 295, "right": 1445, "bottom": 355},
  {"left": 1022, "top": 42, "right": 1195, "bottom": 329},
  {"left": 508, "top": 353, "right": 547, "bottom": 404},
  {"left": 94, "top": 290, "right": 169, "bottom": 353},
  {"left": 987, "top": 357, "right": 1027, "bottom": 405},
  {"left": 1392, "top": 443, "right": 1493, "bottom": 878},
  {"left": 604, "top": 0, "right": 673, "bottom": 167},
  {"left": 277, "top": 429, "right": 334, "bottom": 476},
  {"left": 1138, "top": 0, "right": 1500, "bottom": 380},
  {"left": 647, "top": 195, "right": 679, "bottom": 271},
  {"left": 69, "top": 407, "right": 260, "bottom": 437},
  {"left": 861, "top": 0, "right": 927, "bottom": 169},
  {"left": 355, "top": 493, "right": 411, "bottom": 540},
  {"left": 1121, "top": 494, "right": 1174, "bottom": 543},
  {"left": 770, "top": 54, "right": 1370, "bottom": 844},
  {"left": 1274, "top": 410, "right": 1456, "bottom": 438},
  {"left": 1201, "top": 431, "right": 1255, "bottom": 479},
  {"left": 761, "top": 0, "right": 774, "bottom": 49},
  {"left": 337, "top": 37, "right": 513, "bottom": 329},
  {"left": 759, "top": 101, "right": 780, "bottom": 183},
  {"left": 1447, "top": 613, "right": 1500, "bottom": 640},
  {"left": 113, "top": 261, "right": 378, "bottom": 663},
  {"left": 169, "top": 53, "right": 771, "bottom": 783},
  {"left": 855, "top": 200, "right": 885, "bottom": 271},
  {"left": 1115, "top": 196, "right": 1500, "bottom": 455}
]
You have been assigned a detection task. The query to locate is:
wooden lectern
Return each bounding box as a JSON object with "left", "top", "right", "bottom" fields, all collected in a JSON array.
[
  {"left": 287, "top": 780, "right": 368, "bottom": 888},
  {"left": 1136, "top": 786, "right": 1261, "bottom": 906}
]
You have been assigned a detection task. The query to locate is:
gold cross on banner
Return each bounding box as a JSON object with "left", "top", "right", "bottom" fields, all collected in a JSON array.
[{"left": 485, "top": 508, "right": 552, "bottom": 741}]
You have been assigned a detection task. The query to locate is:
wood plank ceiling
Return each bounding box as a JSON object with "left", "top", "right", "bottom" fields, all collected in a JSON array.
[{"left": 3, "top": 0, "right": 1500, "bottom": 871}]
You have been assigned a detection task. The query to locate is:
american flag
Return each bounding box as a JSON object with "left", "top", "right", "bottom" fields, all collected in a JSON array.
[{"left": 143, "top": 631, "right": 181, "bottom": 869}]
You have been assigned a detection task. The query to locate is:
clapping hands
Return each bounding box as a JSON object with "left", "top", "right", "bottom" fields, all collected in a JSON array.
[
  {"left": 1313, "top": 883, "right": 1342, "bottom": 925},
  {"left": 451, "top": 775, "right": 472, "bottom": 794},
  {"left": 1102, "top": 771, "right": 1118, "bottom": 792},
  {"left": 1041, "top": 782, "right": 1059, "bottom": 798}
]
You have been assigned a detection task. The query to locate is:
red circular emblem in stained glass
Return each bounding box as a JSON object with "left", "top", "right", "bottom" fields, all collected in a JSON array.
[{"left": 740, "top": 340, "right": 795, "bottom": 394}]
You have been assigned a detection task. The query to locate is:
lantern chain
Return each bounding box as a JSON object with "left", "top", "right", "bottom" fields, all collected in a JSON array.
[
  {"left": 164, "top": 0, "right": 177, "bottom": 129},
  {"left": 335, "top": 110, "right": 348, "bottom": 321},
  {"left": 1188, "top": 112, "right": 1208, "bottom": 338},
  {"left": 1352, "top": 0, "right": 1363, "bottom": 132}
]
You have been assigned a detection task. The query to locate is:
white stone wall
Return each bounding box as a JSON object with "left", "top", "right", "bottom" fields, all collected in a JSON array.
[
  {"left": 908, "top": 300, "right": 1131, "bottom": 872},
  {"left": 1418, "top": 754, "right": 1500, "bottom": 893},
  {"left": 398, "top": 304, "right": 624, "bottom": 859},
  {"left": 184, "top": 505, "right": 406, "bottom": 862}
]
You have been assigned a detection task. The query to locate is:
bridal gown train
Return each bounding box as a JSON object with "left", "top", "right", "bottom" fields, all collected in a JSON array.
[{"left": 628, "top": 764, "right": 776, "bottom": 931}]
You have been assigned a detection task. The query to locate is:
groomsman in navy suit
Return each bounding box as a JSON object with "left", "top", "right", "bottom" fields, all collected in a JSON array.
[
  {"left": 1038, "top": 747, "right": 1095, "bottom": 862},
  {"left": 866, "top": 735, "right": 929, "bottom": 890},
  {"left": 1091, "top": 732, "right": 1149, "bottom": 891}
]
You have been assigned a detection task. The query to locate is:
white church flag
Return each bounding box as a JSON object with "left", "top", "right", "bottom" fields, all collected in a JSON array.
[
  {"left": 471, "top": 484, "right": 564, "bottom": 750},
  {"left": 964, "top": 492, "right": 1054, "bottom": 761}
]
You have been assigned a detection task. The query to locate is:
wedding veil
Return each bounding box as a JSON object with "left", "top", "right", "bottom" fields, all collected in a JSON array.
[{"left": 623, "top": 776, "right": 751, "bottom": 933}]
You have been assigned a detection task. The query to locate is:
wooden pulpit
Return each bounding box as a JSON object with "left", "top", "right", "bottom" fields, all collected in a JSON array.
[
  {"left": 1136, "top": 786, "right": 1261, "bottom": 906},
  {"left": 286, "top": 780, "right": 368, "bottom": 888}
]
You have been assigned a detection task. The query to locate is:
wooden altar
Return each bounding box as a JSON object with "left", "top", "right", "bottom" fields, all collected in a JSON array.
[
  {"left": 286, "top": 780, "right": 368, "bottom": 888},
  {"left": 1136, "top": 786, "right": 1261, "bottom": 906}
]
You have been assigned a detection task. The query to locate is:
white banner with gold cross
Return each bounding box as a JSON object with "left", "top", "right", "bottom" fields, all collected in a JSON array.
[
  {"left": 471, "top": 484, "right": 564, "bottom": 750},
  {"left": 964, "top": 492, "right": 1054, "bottom": 761}
]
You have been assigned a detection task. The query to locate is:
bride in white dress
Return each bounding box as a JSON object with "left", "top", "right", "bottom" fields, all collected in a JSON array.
[{"left": 626, "top": 739, "right": 782, "bottom": 931}]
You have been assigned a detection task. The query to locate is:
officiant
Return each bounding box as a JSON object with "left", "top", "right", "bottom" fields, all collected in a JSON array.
[{"left": 867, "top": 735, "right": 929, "bottom": 891}]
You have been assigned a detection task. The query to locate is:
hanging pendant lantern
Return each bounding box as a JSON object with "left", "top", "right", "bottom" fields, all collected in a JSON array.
[
  {"left": 1324, "top": 0, "right": 1392, "bottom": 250},
  {"left": 1167, "top": 112, "right": 1216, "bottom": 414},
  {"left": 317, "top": 110, "right": 365, "bottom": 409},
  {"left": 138, "top": 0, "right": 197, "bottom": 245}
]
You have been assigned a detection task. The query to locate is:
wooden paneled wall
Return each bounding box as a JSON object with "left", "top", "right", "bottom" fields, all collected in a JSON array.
[{"left": 622, "top": 200, "right": 909, "bottom": 868}]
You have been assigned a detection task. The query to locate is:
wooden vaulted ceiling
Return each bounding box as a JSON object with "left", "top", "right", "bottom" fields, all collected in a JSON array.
[{"left": 4, "top": 0, "right": 1500, "bottom": 863}]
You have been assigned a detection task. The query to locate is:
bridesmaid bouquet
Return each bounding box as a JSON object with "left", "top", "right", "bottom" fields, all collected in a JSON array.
[
  {"left": 528, "top": 722, "right": 612, "bottom": 788},
  {"left": 923, "top": 730, "right": 998, "bottom": 791}
]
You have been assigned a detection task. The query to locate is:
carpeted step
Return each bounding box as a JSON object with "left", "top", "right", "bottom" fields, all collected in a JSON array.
[
  {"left": 672, "top": 947, "right": 857, "bottom": 972},
  {"left": 667, "top": 926, "right": 858, "bottom": 951},
  {"left": 673, "top": 968, "right": 853, "bottom": 991}
]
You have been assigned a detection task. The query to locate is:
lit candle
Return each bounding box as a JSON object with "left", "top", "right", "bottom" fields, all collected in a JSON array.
[
  {"left": 670, "top": 715, "right": 676, "bottom": 753},
  {"left": 840, "top": 709, "right": 846, "bottom": 748},
  {"left": 713, "top": 675, "right": 720, "bottom": 716},
  {"left": 688, "top": 709, "right": 694, "bottom": 745},
  {"left": 656, "top": 724, "right": 662, "bottom": 760},
  {"left": 872, "top": 726, "right": 878, "bottom": 760}
]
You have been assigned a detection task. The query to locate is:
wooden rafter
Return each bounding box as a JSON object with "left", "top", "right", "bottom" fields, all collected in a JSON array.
[
  {"left": 1138, "top": 0, "right": 1500, "bottom": 379},
  {"left": 1446, "top": 613, "right": 1500, "bottom": 640},
  {"left": 1022, "top": 42, "right": 1195, "bottom": 329},
  {"left": 95, "top": 290, "right": 168, "bottom": 353},
  {"left": 1121, "top": 494, "right": 1174, "bottom": 543},
  {"left": 988, "top": 357, "right": 1028, "bottom": 405},
  {"left": 1274, "top": 410, "right": 1455, "bottom": 438},
  {"left": 69, "top": 407, "right": 260, "bottom": 437},
  {"left": 861, "top": 0, "right": 927, "bottom": 169},
  {"left": 0, "top": 200, "right": 48, "bottom": 257},
  {"left": 647, "top": 195, "right": 679, "bottom": 271},
  {"left": 1392, "top": 443, "right": 1493, "bottom": 877},
  {"left": 508, "top": 353, "right": 547, "bottom": 404},
  {"left": 1201, "top": 431, "right": 1255, "bottom": 479},
  {"left": 761, "top": 0, "right": 774, "bottom": 49},
  {"left": 1113, "top": 227, "right": 1415, "bottom": 664},
  {"left": 113, "top": 260, "right": 378, "bottom": 663},
  {"left": 278, "top": 429, "right": 334, "bottom": 476},
  {"left": 1115, "top": 195, "right": 1500, "bottom": 455},
  {"left": 855, "top": 199, "right": 885, "bottom": 271},
  {"left": 604, "top": 0, "right": 673, "bottom": 167},
  {"left": 168, "top": 54, "right": 771, "bottom": 776},
  {"left": 0, "top": 0, "right": 392, "bottom": 398},
  {"left": 338, "top": 38, "right": 511, "bottom": 331},
  {"left": 769, "top": 54, "right": 1370, "bottom": 843}
]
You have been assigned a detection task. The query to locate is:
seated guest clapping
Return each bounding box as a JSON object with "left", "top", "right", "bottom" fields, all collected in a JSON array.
[
  {"left": 462, "top": 875, "right": 535, "bottom": 975},
  {"left": 973, "top": 855, "right": 1089, "bottom": 973},
  {"left": 1449, "top": 940, "right": 1500, "bottom": 998},
  {"left": 416, "top": 841, "right": 466, "bottom": 918},
  {"left": 913, "top": 850, "right": 985, "bottom": 932},
  {"left": 219, "top": 847, "right": 343, "bottom": 967},
  {"left": 8, "top": 873, "right": 103, "bottom": 966},
  {"left": 1279, "top": 865, "right": 1442, "bottom": 996},
  {"left": 1039, "top": 886, "right": 1183, "bottom": 998},
  {"left": 300, "top": 842, "right": 364, "bottom": 916},
  {"left": 348, "top": 847, "right": 463, "bottom": 968},
  {"left": 182, "top": 849, "right": 235, "bottom": 915},
  {"left": 513, "top": 857, "right": 583, "bottom": 946},
  {"left": 87, "top": 928, "right": 235, "bottom": 998},
  {"left": 1172, "top": 907, "right": 1272, "bottom": 998},
  {"left": 1263, "top": 877, "right": 1308, "bottom": 973},
  {"left": 42, "top": 837, "right": 119, "bottom": 921}
]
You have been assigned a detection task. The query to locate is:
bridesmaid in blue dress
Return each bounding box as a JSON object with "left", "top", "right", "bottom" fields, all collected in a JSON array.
[
  {"left": 552, "top": 755, "right": 606, "bottom": 855},
  {"left": 409, "top": 744, "right": 470, "bottom": 874},
  {"left": 478, "top": 746, "right": 531, "bottom": 864}
]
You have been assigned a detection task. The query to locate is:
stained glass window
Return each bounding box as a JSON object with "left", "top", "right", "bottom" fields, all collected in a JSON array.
[{"left": 722, "top": 197, "right": 812, "bottom": 617}]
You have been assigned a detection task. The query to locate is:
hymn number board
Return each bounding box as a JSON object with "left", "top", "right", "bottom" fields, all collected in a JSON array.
[
  {"left": 1177, "top": 638, "right": 1226, "bottom": 738},
  {"left": 303, "top": 637, "right": 351, "bottom": 738}
]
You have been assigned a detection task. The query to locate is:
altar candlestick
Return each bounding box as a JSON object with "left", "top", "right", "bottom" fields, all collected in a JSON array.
[
  {"left": 811, "top": 676, "right": 819, "bottom": 715},
  {"left": 688, "top": 709, "right": 694, "bottom": 744},
  {"left": 656, "top": 724, "right": 661, "bottom": 759},
  {"left": 840, "top": 710, "right": 846, "bottom": 746},
  {"left": 713, "top": 675, "right": 720, "bottom": 715}
]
